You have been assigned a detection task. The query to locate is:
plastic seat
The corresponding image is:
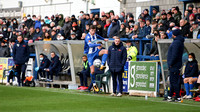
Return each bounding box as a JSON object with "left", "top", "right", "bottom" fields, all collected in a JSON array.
[{"left": 95, "top": 70, "right": 111, "bottom": 93}]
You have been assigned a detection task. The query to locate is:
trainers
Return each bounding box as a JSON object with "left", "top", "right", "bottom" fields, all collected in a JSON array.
[
  {"left": 77, "top": 86, "right": 84, "bottom": 90},
  {"left": 183, "top": 95, "right": 188, "bottom": 99},
  {"left": 186, "top": 95, "right": 192, "bottom": 99},
  {"left": 175, "top": 98, "right": 181, "bottom": 102},
  {"left": 100, "top": 65, "right": 106, "bottom": 70},
  {"left": 93, "top": 85, "right": 99, "bottom": 92},
  {"left": 110, "top": 93, "right": 116, "bottom": 96},
  {"left": 81, "top": 86, "right": 88, "bottom": 90},
  {"left": 6, "top": 83, "right": 10, "bottom": 86},
  {"left": 167, "top": 96, "right": 173, "bottom": 102},
  {"left": 117, "top": 93, "right": 122, "bottom": 97}
]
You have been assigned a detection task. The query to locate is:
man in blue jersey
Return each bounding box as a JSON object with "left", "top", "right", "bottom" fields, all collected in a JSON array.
[{"left": 84, "top": 25, "right": 108, "bottom": 92}]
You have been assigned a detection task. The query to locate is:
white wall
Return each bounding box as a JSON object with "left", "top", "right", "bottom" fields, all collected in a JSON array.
[{"left": 0, "top": 0, "right": 120, "bottom": 18}]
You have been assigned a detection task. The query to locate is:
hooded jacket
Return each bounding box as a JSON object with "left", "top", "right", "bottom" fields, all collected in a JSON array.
[
  {"left": 39, "top": 55, "right": 51, "bottom": 71},
  {"left": 107, "top": 42, "right": 127, "bottom": 73},
  {"left": 167, "top": 35, "right": 185, "bottom": 72},
  {"left": 12, "top": 41, "right": 30, "bottom": 65},
  {"left": 184, "top": 60, "right": 199, "bottom": 77}
]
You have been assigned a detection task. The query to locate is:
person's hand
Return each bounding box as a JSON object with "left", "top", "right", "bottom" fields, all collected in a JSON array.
[
  {"left": 190, "top": 27, "right": 193, "bottom": 32},
  {"left": 35, "top": 67, "right": 39, "bottom": 72},
  {"left": 155, "top": 54, "right": 159, "bottom": 56},
  {"left": 46, "top": 69, "right": 50, "bottom": 72},
  {"left": 104, "top": 39, "right": 108, "bottom": 41},
  {"left": 182, "top": 74, "right": 185, "bottom": 79},
  {"left": 167, "top": 30, "right": 170, "bottom": 33},
  {"left": 150, "top": 54, "right": 154, "bottom": 57}
]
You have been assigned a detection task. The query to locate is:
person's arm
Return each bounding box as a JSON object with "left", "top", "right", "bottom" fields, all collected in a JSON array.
[
  {"left": 107, "top": 47, "right": 111, "bottom": 66},
  {"left": 128, "top": 47, "right": 138, "bottom": 59},
  {"left": 5, "top": 47, "right": 10, "bottom": 57},
  {"left": 122, "top": 47, "right": 127, "bottom": 66},
  {"left": 49, "top": 58, "right": 60, "bottom": 71},
  {"left": 25, "top": 44, "right": 30, "bottom": 63},
  {"left": 168, "top": 42, "right": 182, "bottom": 67},
  {"left": 137, "top": 28, "right": 146, "bottom": 39},
  {"left": 12, "top": 44, "right": 16, "bottom": 63},
  {"left": 187, "top": 63, "right": 198, "bottom": 77},
  {"left": 85, "top": 35, "right": 101, "bottom": 47}
]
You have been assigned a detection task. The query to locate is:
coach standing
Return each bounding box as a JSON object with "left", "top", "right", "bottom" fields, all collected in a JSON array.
[
  {"left": 167, "top": 27, "right": 184, "bottom": 102},
  {"left": 107, "top": 36, "right": 127, "bottom": 97},
  {"left": 13, "top": 35, "right": 30, "bottom": 86}
]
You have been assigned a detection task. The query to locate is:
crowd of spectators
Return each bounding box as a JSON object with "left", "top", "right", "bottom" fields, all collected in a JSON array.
[{"left": 0, "top": 4, "right": 200, "bottom": 57}]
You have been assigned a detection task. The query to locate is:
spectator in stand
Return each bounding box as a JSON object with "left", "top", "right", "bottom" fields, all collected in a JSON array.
[
  {"left": 125, "top": 13, "right": 134, "bottom": 27},
  {"left": 155, "top": 13, "right": 161, "bottom": 23},
  {"left": 183, "top": 53, "right": 199, "bottom": 99},
  {"left": 103, "top": 19, "right": 111, "bottom": 38},
  {"left": 195, "top": 7, "right": 200, "bottom": 22},
  {"left": 132, "top": 21, "right": 146, "bottom": 39},
  {"left": 173, "top": 6, "right": 182, "bottom": 26},
  {"left": 160, "top": 31, "right": 168, "bottom": 39},
  {"left": 81, "top": 33, "right": 87, "bottom": 40},
  {"left": 149, "top": 33, "right": 159, "bottom": 58},
  {"left": 62, "top": 17, "right": 71, "bottom": 39},
  {"left": 125, "top": 26, "right": 132, "bottom": 39},
  {"left": 51, "top": 30, "right": 57, "bottom": 40},
  {"left": 108, "top": 37, "right": 127, "bottom": 97},
  {"left": 152, "top": 8, "right": 158, "bottom": 21},
  {"left": 145, "top": 19, "right": 151, "bottom": 36},
  {"left": 34, "top": 17, "right": 41, "bottom": 29},
  {"left": 166, "top": 12, "right": 175, "bottom": 28},
  {"left": 166, "top": 22, "right": 175, "bottom": 39},
  {"left": 69, "top": 32, "right": 78, "bottom": 40},
  {"left": 43, "top": 32, "right": 52, "bottom": 41},
  {"left": 189, "top": 21, "right": 200, "bottom": 39},
  {"left": 25, "top": 27, "right": 35, "bottom": 41},
  {"left": 11, "top": 18, "right": 18, "bottom": 30},
  {"left": 118, "top": 22, "right": 126, "bottom": 38},
  {"left": 12, "top": 35, "right": 30, "bottom": 86},
  {"left": 58, "top": 14, "right": 64, "bottom": 27},
  {"left": 0, "top": 41, "right": 10, "bottom": 57},
  {"left": 33, "top": 27, "right": 43, "bottom": 41},
  {"left": 159, "top": 12, "right": 168, "bottom": 29},
  {"left": 143, "top": 9, "right": 151, "bottom": 22},
  {"left": 167, "top": 27, "right": 184, "bottom": 102},
  {"left": 25, "top": 15, "right": 34, "bottom": 29},
  {"left": 120, "top": 11, "right": 126, "bottom": 23},
  {"left": 77, "top": 55, "right": 90, "bottom": 90},
  {"left": 71, "top": 22, "right": 82, "bottom": 40},
  {"left": 180, "top": 19, "right": 190, "bottom": 38},
  {"left": 186, "top": 4, "right": 194, "bottom": 22},
  {"left": 108, "top": 19, "right": 119, "bottom": 38}
]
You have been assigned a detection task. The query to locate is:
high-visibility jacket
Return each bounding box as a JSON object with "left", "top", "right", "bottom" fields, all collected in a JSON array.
[{"left": 127, "top": 46, "right": 138, "bottom": 61}]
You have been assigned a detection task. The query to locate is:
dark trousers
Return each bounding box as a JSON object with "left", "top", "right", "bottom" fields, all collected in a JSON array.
[
  {"left": 16, "top": 64, "right": 27, "bottom": 86},
  {"left": 38, "top": 69, "right": 47, "bottom": 78},
  {"left": 79, "top": 72, "right": 89, "bottom": 87},
  {"left": 169, "top": 70, "right": 181, "bottom": 98},
  {"left": 111, "top": 71, "right": 123, "bottom": 94},
  {"left": 47, "top": 69, "right": 58, "bottom": 80}
]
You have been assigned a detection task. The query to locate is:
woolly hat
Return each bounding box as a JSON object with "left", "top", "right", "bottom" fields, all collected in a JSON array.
[{"left": 172, "top": 27, "right": 181, "bottom": 36}]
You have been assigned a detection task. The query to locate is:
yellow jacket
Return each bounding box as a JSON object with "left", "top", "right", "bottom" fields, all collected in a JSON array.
[{"left": 127, "top": 46, "right": 138, "bottom": 61}]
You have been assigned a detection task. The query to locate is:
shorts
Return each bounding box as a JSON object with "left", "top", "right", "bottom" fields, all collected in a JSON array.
[{"left": 87, "top": 49, "right": 101, "bottom": 67}]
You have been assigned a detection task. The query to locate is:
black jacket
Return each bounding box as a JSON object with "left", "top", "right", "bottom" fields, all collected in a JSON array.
[
  {"left": 167, "top": 35, "right": 185, "bottom": 72},
  {"left": 181, "top": 23, "right": 190, "bottom": 38},
  {"left": 107, "top": 42, "right": 127, "bottom": 73},
  {"left": 39, "top": 55, "right": 51, "bottom": 70},
  {"left": 184, "top": 60, "right": 199, "bottom": 78},
  {"left": 12, "top": 41, "right": 30, "bottom": 65},
  {"left": 49, "top": 55, "right": 62, "bottom": 74},
  {"left": 109, "top": 22, "right": 120, "bottom": 38},
  {"left": 0, "top": 45, "right": 10, "bottom": 57}
]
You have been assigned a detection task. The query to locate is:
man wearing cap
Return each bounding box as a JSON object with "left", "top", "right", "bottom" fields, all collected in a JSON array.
[
  {"left": 25, "top": 14, "right": 34, "bottom": 29},
  {"left": 189, "top": 21, "right": 200, "bottom": 39},
  {"left": 70, "top": 32, "right": 78, "bottom": 40},
  {"left": 167, "top": 27, "right": 185, "bottom": 102}
]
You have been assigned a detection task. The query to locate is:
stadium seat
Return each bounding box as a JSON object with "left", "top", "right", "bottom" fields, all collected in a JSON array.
[{"left": 95, "top": 70, "right": 111, "bottom": 93}]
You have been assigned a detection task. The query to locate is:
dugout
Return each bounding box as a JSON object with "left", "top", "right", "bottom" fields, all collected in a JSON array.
[{"left": 157, "top": 39, "right": 200, "bottom": 90}]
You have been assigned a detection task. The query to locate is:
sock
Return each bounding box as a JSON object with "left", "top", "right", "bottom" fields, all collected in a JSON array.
[
  {"left": 189, "top": 84, "right": 194, "bottom": 96},
  {"left": 184, "top": 83, "right": 189, "bottom": 96},
  {"left": 90, "top": 73, "right": 95, "bottom": 83},
  {"left": 101, "top": 54, "right": 108, "bottom": 66}
]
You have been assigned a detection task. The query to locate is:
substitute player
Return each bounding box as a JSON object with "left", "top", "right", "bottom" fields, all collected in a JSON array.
[{"left": 84, "top": 25, "right": 108, "bottom": 92}]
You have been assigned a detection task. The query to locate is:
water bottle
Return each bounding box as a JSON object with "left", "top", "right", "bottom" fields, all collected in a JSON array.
[{"left": 145, "top": 94, "right": 148, "bottom": 100}]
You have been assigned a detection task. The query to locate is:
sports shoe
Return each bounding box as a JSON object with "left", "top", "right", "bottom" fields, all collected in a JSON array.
[
  {"left": 6, "top": 83, "right": 10, "bottom": 86},
  {"left": 186, "top": 95, "right": 192, "bottom": 99},
  {"left": 167, "top": 96, "right": 173, "bottom": 102},
  {"left": 175, "top": 98, "right": 181, "bottom": 102},
  {"left": 117, "top": 93, "right": 122, "bottom": 97},
  {"left": 93, "top": 85, "right": 99, "bottom": 92},
  {"left": 100, "top": 65, "right": 106, "bottom": 70},
  {"left": 183, "top": 95, "right": 188, "bottom": 99},
  {"left": 110, "top": 93, "right": 116, "bottom": 96},
  {"left": 77, "top": 86, "right": 84, "bottom": 90},
  {"left": 81, "top": 86, "right": 88, "bottom": 90}
]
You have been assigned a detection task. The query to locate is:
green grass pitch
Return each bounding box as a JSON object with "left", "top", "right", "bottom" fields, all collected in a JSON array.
[{"left": 0, "top": 85, "right": 200, "bottom": 112}]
